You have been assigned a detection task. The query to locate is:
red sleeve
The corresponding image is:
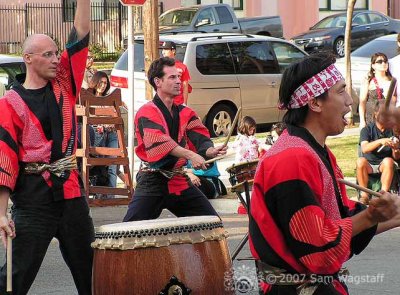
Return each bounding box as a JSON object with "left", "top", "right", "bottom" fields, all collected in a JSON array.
[
  {"left": 135, "top": 104, "right": 178, "bottom": 163},
  {"left": 0, "top": 99, "right": 20, "bottom": 190}
]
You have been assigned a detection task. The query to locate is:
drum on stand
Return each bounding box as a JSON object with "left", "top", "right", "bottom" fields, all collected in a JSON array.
[
  {"left": 92, "top": 216, "right": 233, "bottom": 295},
  {"left": 226, "top": 160, "right": 259, "bottom": 193}
]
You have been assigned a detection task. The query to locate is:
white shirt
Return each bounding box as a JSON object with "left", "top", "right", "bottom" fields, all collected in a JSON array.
[{"left": 389, "top": 54, "right": 400, "bottom": 107}]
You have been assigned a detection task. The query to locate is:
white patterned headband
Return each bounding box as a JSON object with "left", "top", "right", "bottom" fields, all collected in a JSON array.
[{"left": 279, "top": 64, "right": 344, "bottom": 110}]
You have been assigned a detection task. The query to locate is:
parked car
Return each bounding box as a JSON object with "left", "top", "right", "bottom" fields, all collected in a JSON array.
[
  {"left": 335, "top": 34, "right": 399, "bottom": 108},
  {"left": 0, "top": 55, "right": 25, "bottom": 91},
  {"left": 159, "top": 4, "right": 283, "bottom": 38},
  {"left": 111, "top": 33, "right": 308, "bottom": 137},
  {"left": 291, "top": 10, "right": 400, "bottom": 57}
]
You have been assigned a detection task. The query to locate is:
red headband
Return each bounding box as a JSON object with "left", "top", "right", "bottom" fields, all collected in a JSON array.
[{"left": 279, "top": 64, "right": 344, "bottom": 110}]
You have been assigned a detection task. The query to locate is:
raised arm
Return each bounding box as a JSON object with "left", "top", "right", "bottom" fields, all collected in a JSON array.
[{"left": 74, "top": 0, "right": 91, "bottom": 40}]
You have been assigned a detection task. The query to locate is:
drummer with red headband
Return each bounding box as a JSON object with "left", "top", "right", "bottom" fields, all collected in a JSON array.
[{"left": 249, "top": 53, "right": 400, "bottom": 295}]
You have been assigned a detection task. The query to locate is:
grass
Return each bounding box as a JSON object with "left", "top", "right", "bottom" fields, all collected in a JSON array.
[{"left": 326, "top": 135, "right": 359, "bottom": 177}]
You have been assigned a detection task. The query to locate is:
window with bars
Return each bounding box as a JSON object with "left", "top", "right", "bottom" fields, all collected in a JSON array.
[
  {"left": 319, "top": 0, "right": 368, "bottom": 11},
  {"left": 195, "top": 0, "right": 243, "bottom": 10},
  {"left": 62, "top": 0, "right": 122, "bottom": 22}
]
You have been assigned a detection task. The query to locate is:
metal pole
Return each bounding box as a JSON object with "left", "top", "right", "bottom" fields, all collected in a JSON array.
[{"left": 127, "top": 6, "right": 135, "bottom": 182}]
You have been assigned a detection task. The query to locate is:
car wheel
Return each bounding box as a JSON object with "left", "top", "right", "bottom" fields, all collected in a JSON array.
[
  {"left": 206, "top": 104, "right": 236, "bottom": 138},
  {"left": 334, "top": 37, "right": 345, "bottom": 57}
]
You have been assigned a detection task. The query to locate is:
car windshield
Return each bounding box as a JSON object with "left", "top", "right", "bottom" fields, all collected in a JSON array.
[
  {"left": 159, "top": 8, "right": 198, "bottom": 26},
  {"left": 351, "top": 39, "right": 399, "bottom": 59},
  {"left": 313, "top": 15, "right": 347, "bottom": 29}
]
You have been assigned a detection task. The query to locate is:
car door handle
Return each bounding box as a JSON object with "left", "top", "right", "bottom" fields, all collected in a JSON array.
[
  {"left": 366, "top": 26, "right": 371, "bottom": 29},
  {"left": 232, "top": 26, "right": 238, "bottom": 29},
  {"left": 268, "top": 82, "right": 277, "bottom": 87},
  {"left": 213, "top": 29, "right": 220, "bottom": 32}
]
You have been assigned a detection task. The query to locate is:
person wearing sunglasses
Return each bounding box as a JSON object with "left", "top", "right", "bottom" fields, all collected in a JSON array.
[
  {"left": 0, "top": 0, "right": 94, "bottom": 293},
  {"left": 359, "top": 52, "right": 397, "bottom": 129}
]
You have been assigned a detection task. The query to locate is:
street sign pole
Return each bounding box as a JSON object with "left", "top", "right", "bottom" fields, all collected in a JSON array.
[
  {"left": 120, "top": 0, "right": 146, "bottom": 182},
  {"left": 127, "top": 6, "right": 135, "bottom": 182}
]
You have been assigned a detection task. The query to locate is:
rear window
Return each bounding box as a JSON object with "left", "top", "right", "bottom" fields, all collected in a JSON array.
[
  {"left": 0, "top": 62, "right": 25, "bottom": 90},
  {"left": 114, "top": 41, "right": 187, "bottom": 72},
  {"left": 196, "top": 43, "right": 235, "bottom": 75},
  {"left": 351, "top": 39, "right": 398, "bottom": 59}
]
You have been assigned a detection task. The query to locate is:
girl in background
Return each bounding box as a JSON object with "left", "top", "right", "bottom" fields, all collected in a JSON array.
[
  {"left": 359, "top": 52, "right": 397, "bottom": 128},
  {"left": 232, "top": 116, "right": 259, "bottom": 163}
]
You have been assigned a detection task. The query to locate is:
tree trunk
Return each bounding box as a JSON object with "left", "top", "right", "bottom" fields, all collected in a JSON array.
[
  {"left": 143, "top": 0, "right": 159, "bottom": 100},
  {"left": 344, "top": 0, "right": 357, "bottom": 126}
]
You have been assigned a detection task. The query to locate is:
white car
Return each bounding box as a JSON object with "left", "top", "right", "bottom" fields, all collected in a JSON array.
[
  {"left": 111, "top": 33, "right": 308, "bottom": 137},
  {"left": 0, "top": 55, "right": 25, "bottom": 92},
  {"left": 335, "top": 34, "right": 399, "bottom": 111}
]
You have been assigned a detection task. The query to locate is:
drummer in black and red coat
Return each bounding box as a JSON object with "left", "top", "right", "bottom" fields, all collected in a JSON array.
[{"left": 123, "top": 57, "right": 227, "bottom": 222}]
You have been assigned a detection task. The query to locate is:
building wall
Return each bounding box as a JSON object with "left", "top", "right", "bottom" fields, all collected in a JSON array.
[{"left": 278, "top": 0, "right": 319, "bottom": 39}]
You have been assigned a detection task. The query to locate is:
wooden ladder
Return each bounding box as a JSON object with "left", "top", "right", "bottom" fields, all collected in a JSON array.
[{"left": 76, "top": 88, "right": 133, "bottom": 206}]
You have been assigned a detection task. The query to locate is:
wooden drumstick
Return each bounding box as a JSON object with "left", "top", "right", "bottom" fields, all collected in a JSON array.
[
  {"left": 338, "top": 178, "right": 383, "bottom": 198},
  {"left": 222, "top": 107, "right": 242, "bottom": 148},
  {"left": 6, "top": 214, "right": 12, "bottom": 293}
]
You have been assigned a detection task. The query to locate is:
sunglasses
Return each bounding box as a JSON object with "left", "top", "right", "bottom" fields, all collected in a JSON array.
[{"left": 375, "top": 60, "right": 388, "bottom": 64}]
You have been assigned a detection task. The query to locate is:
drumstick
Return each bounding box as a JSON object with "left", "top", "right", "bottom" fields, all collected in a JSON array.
[
  {"left": 204, "top": 152, "right": 235, "bottom": 165},
  {"left": 6, "top": 214, "right": 12, "bottom": 293},
  {"left": 338, "top": 178, "right": 383, "bottom": 198},
  {"left": 222, "top": 107, "right": 242, "bottom": 148}
]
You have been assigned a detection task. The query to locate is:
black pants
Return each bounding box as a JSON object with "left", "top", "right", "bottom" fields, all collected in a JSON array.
[
  {"left": 123, "top": 185, "right": 218, "bottom": 222},
  {"left": 0, "top": 197, "right": 95, "bottom": 295}
]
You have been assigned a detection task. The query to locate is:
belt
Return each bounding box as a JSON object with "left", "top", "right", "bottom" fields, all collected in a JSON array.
[
  {"left": 256, "top": 260, "right": 349, "bottom": 295},
  {"left": 23, "top": 155, "right": 78, "bottom": 177},
  {"left": 139, "top": 162, "right": 187, "bottom": 179}
]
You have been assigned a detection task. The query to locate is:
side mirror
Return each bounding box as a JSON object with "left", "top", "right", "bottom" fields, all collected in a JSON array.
[{"left": 195, "top": 18, "right": 211, "bottom": 28}]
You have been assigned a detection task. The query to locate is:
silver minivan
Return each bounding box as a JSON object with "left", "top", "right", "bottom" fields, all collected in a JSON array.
[{"left": 111, "top": 33, "right": 308, "bottom": 137}]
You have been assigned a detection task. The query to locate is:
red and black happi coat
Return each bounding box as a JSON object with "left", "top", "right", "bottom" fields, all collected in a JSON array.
[
  {"left": 249, "top": 125, "right": 377, "bottom": 295},
  {"left": 135, "top": 95, "right": 213, "bottom": 195},
  {"left": 0, "top": 29, "right": 89, "bottom": 204}
]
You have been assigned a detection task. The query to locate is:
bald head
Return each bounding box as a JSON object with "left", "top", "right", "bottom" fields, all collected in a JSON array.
[{"left": 22, "top": 34, "right": 57, "bottom": 55}]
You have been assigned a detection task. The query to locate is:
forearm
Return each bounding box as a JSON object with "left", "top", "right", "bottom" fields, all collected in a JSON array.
[
  {"left": 351, "top": 209, "right": 377, "bottom": 237},
  {"left": 170, "top": 145, "right": 195, "bottom": 160},
  {"left": 361, "top": 141, "right": 383, "bottom": 153},
  {"left": 74, "top": 0, "right": 91, "bottom": 39},
  {"left": 182, "top": 82, "right": 189, "bottom": 104},
  {"left": 376, "top": 217, "right": 400, "bottom": 234},
  {"left": 0, "top": 186, "right": 10, "bottom": 218}
]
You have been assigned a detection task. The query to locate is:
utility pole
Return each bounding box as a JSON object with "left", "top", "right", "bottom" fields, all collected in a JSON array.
[{"left": 143, "top": 0, "right": 159, "bottom": 100}]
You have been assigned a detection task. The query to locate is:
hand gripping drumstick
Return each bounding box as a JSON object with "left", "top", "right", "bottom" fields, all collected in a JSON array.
[
  {"left": 222, "top": 107, "right": 242, "bottom": 148},
  {"left": 338, "top": 178, "right": 383, "bottom": 198},
  {"left": 6, "top": 214, "right": 12, "bottom": 293}
]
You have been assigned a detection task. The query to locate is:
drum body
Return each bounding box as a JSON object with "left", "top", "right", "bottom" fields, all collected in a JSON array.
[
  {"left": 226, "top": 160, "right": 259, "bottom": 186},
  {"left": 92, "top": 216, "right": 233, "bottom": 295}
]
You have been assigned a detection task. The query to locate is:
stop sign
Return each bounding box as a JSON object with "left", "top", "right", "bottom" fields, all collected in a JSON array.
[{"left": 119, "top": 0, "right": 146, "bottom": 6}]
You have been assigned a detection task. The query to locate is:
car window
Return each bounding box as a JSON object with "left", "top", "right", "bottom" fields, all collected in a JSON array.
[
  {"left": 313, "top": 15, "right": 347, "bottom": 29},
  {"left": 115, "top": 42, "right": 145, "bottom": 72},
  {"left": 0, "top": 63, "right": 25, "bottom": 90},
  {"left": 351, "top": 39, "right": 398, "bottom": 59},
  {"left": 196, "top": 8, "right": 217, "bottom": 26},
  {"left": 159, "top": 9, "right": 198, "bottom": 26},
  {"left": 367, "top": 13, "right": 386, "bottom": 24},
  {"left": 196, "top": 43, "right": 235, "bottom": 75},
  {"left": 229, "top": 41, "right": 279, "bottom": 74},
  {"left": 215, "top": 6, "right": 233, "bottom": 24},
  {"left": 271, "top": 42, "right": 307, "bottom": 73},
  {"left": 353, "top": 14, "right": 368, "bottom": 26}
]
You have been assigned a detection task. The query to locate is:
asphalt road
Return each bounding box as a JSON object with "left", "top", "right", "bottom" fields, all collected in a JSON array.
[{"left": 0, "top": 206, "right": 398, "bottom": 295}]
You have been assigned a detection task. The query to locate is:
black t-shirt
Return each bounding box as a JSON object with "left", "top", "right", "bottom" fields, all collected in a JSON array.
[
  {"left": 360, "top": 122, "right": 393, "bottom": 165},
  {"left": 12, "top": 81, "right": 53, "bottom": 141}
]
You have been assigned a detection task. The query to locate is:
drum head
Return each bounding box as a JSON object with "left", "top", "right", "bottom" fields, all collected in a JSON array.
[{"left": 92, "top": 216, "right": 227, "bottom": 250}]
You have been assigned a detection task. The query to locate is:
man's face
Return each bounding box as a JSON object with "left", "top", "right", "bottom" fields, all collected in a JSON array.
[
  {"left": 155, "top": 66, "right": 181, "bottom": 97},
  {"left": 318, "top": 80, "right": 353, "bottom": 136},
  {"left": 86, "top": 52, "right": 94, "bottom": 68},
  {"left": 25, "top": 37, "right": 60, "bottom": 80},
  {"left": 162, "top": 48, "right": 175, "bottom": 58}
]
